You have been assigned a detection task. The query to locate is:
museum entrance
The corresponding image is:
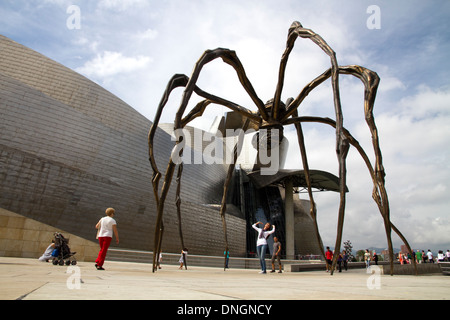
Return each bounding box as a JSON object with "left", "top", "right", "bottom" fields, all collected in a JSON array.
[{"left": 229, "top": 168, "right": 347, "bottom": 259}]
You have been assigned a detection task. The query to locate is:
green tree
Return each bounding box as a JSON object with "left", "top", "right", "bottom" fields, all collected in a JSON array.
[{"left": 356, "top": 249, "right": 365, "bottom": 262}]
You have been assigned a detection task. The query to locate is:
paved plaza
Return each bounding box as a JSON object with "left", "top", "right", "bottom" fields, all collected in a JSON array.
[{"left": 0, "top": 257, "right": 448, "bottom": 301}]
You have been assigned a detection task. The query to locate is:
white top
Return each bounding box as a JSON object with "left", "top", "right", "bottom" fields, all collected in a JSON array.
[
  {"left": 38, "top": 244, "right": 55, "bottom": 261},
  {"left": 252, "top": 223, "right": 275, "bottom": 246},
  {"left": 179, "top": 250, "right": 188, "bottom": 263},
  {"left": 97, "top": 216, "right": 117, "bottom": 238}
]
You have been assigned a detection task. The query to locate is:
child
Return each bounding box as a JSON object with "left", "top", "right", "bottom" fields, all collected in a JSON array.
[{"left": 271, "top": 237, "right": 282, "bottom": 273}]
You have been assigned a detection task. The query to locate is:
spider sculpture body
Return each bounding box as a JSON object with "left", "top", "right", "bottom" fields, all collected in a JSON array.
[{"left": 148, "top": 21, "right": 416, "bottom": 275}]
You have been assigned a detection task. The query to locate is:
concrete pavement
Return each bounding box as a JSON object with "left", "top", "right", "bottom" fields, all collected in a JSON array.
[{"left": 1, "top": 257, "right": 448, "bottom": 300}]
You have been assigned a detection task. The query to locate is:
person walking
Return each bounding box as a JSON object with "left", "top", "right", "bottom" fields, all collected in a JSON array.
[
  {"left": 179, "top": 248, "right": 188, "bottom": 269},
  {"left": 95, "top": 208, "right": 119, "bottom": 270},
  {"left": 271, "top": 236, "right": 282, "bottom": 273},
  {"left": 337, "top": 251, "right": 343, "bottom": 272},
  {"left": 224, "top": 249, "right": 230, "bottom": 269},
  {"left": 325, "top": 247, "right": 333, "bottom": 272},
  {"left": 416, "top": 250, "right": 423, "bottom": 264},
  {"left": 373, "top": 251, "right": 378, "bottom": 265},
  {"left": 252, "top": 221, "right": 275, "bottom": 274},
  {"left": 342, "top": 250, "right": 349, "bottom": 271},
  {"left": 157, "top": 252, "right": 163, "bottom": 269},
  {"left": 398, "top": 252, "right": 403, "bottom": 265},
  {"left": 364, "top": 249, "right": 371, "bottom": 268},
  {"left": 427, "top": 250, "right": 434, "bottom": 263}
]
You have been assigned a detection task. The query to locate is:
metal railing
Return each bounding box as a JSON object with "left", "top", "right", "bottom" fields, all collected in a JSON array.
[{"left": 107, "top": 248, "right": 323, "bottom": 269}]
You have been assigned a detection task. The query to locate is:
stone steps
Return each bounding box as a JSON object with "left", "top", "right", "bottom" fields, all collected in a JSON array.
[{"left": 439, "top": 262, "right": 450, "bottom": 275}]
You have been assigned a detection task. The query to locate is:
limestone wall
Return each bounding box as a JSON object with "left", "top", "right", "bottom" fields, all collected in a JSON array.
[{"left": 0, "top": 208, "right": 99, "bottom": 262}]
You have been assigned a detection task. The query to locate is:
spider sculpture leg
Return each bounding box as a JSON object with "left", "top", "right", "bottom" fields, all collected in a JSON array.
[
  {"left": 284, "top": 64, "right": 382, "bottom": 274},
  {"left": 149, "top": 74, "right": 189, "bottom": 272},
  {"left": 175, "top": 163, "right": 187, "bottom": 269},
  {"left": 277, "top": 22, "right": 349, "bottom": 275},
  {"left": 152, "top": 155, "right": 177, "bottom": 272},
  {"left": 149, "top": 74, "right": 190, "bottom": 204},
  {"left": 284, "top": 64, "right": 415, "bottom": 275},
  {"left": 149, "top": 72, "right": 257, "bottom": 196},
  {"left": 174, "top": 48, "right": 267, "bottom": 128},
  {"left": 149, "top": 49, "right": 266, "bottom": 272},
  {"left": 281, "top": 70, "right": 334, "bottom": 267},
  {"left": 176, "top": 102, "right": 251, "bottom": 271},
  {"left": 280, "top": 22, "right": 346, "bottom": 156},
  {"left": 340, "top": 65, "right": 417, "bottom": 275},
  {"left": 332, "top": 139, "right": 350, "bottom": 276},
  {"left": 290, "top": 115, "right": 417, "bottom": 275},
  {"left": 218, "top": 118, "right": 251, "bottom": 270},
  {"left": 291, "top": 109, "right": 326, "bottom": 261}
]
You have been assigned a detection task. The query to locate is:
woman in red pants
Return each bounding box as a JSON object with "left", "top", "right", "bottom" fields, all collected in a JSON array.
[{"left": 95, "top": 208, "right": 119, "bottom": 270}]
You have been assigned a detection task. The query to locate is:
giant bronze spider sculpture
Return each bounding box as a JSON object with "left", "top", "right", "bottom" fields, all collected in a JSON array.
[{"left": 148, "top": 21, "right": 416, "bottom": 275}]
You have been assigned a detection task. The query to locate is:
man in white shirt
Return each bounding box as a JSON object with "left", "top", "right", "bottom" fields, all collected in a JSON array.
[{"left": 426, "top": 250, "right": 434, "bottom": 263}]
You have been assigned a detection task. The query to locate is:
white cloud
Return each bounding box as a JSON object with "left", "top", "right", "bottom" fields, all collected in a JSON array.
[
  {"left": 75, "top": 51, "right": 152, "bottom": 78},
  {"left": 98, "top": 0, "right": 148, "bottom": 12},
  {"left": 135, "top": 28, "right": 158, "bottom": 41},
  {"left": 40, "top": 0, "right": 72, "bottom": 7},
  {"left": 376, "top": 86, "right": 450, "bottom": 160},
  {"left": 4, "top": 0, "right": 449, "bottom": 252},
  {"left": 379, "top": 76, "right": 406, "bottom": 93},
  {"left": 73, "top": 2, "right": 450, "bottom": 253},
  {"left": 399, "top": 85, "right": 450, "bottom": 119},
  {"left": 366, "top": 85, "right": 450, "bottom": 249}
]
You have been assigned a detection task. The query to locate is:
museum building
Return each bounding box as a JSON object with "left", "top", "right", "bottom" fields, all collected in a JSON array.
[{"left": 0, "top": 35, "right": 341, "bottom": 260}]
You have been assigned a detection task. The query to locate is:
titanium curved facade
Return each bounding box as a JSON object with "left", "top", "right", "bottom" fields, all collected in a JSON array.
[
  {"left": 0, "top": 35, "right": 323, "bottom": 259},
  {"left": 0, "top": 35, "right": 246, "bottom": 256}
]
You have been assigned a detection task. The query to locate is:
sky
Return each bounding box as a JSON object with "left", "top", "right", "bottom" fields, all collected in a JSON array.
[{"left": 1, "top": 0, "right": 450, "bottom": 253}]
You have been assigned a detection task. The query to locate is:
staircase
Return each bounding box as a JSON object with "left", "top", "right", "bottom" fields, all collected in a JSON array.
[{"left": 439, "top": 262, "right": 450, "bottom": 275}]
